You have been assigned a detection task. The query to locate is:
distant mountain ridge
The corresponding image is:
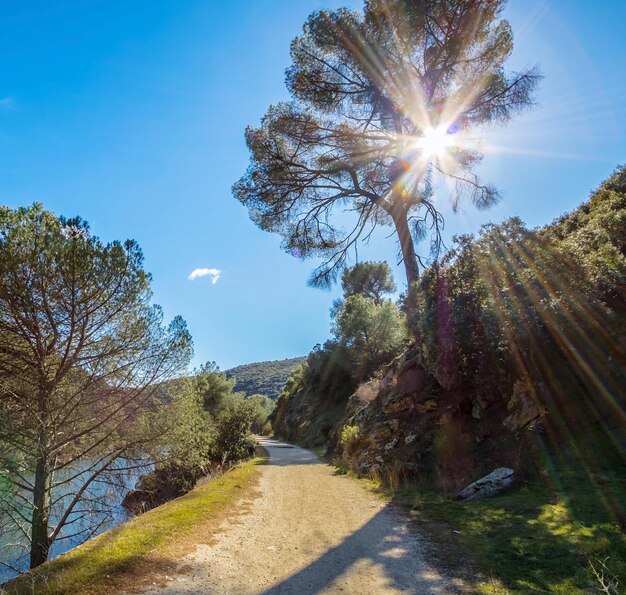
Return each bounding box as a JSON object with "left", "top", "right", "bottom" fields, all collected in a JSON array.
[{"left": 225, "top": 356, "right": 306, "bottom": 400}]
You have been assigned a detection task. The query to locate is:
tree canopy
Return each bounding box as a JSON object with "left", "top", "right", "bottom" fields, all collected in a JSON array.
[
  {"left": 341, "top": 261, "right": 396, "bottom": 304},
  {"left": 234, "top": 0, "right": 540, "bottom": 288},
  {"left": 333, "top": 294, "right": 407, "bottom": 376},
  {"left": 0, "top": 204, "right": 192, "bottom": 569}
]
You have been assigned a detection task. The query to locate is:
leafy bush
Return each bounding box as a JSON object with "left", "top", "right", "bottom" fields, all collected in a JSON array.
[
  {"left": 133, "top": 366, "right": 264, "bottom": 508},
  {"left": 155, "top": 378, "right": 216, "bottom": 493},
  {"left": 333, "top": 294, "right": 407, "bottom": 379},
  {"left": 211, "top": 398, "right": 258, "bottom": 465},
  {"left": 406, "top": 172, "right": 626, "bottom": 429},
  {"left": 339, "top": 424, "right": 360, "bottom": 456}
]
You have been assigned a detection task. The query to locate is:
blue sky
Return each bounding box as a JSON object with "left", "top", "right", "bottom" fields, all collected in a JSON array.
[{"left": 1, "top": 0, "right": 625, "bottom": 370}]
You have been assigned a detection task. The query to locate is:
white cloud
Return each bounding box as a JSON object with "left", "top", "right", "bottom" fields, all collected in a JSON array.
[
  {"left": 188, "top": 267, "right": 221, "bottom": 284},
  {"left": 0, "top": 97, "right": 15, "bottom": 109}
]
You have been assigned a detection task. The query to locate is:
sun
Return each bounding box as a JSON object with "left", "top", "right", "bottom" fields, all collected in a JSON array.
[{"left": 413, "top": 124, "right": 456, "bottom": 159}]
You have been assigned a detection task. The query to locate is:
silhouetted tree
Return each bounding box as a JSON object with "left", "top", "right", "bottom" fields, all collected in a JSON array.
[{"left": 234, "top": 0, "right": 540, "bottom": 287}]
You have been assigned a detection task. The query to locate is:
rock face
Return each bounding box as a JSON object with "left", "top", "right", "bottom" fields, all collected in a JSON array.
[
  {"left": 457, "top": 467, "right": 514, "bottom": 501},
  {"left": 277, "top": 343, "right": 530, "bottom": 494},
  {"left": 325, "top": 347, "right": 525, "bottom": 493},
  {"left": 504, "top": 380, "right": 547, "bottom": 431}
]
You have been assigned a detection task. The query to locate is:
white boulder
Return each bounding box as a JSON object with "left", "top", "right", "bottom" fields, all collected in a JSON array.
[{"left": 458, "top": 467, "right": 514, "bottom": 501}]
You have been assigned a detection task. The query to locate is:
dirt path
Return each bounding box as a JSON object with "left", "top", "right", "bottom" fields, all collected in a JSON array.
[{"left": 140, "top": 438, "right": 462, "bottom": 594}]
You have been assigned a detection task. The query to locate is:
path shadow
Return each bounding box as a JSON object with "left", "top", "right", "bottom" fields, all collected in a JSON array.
[{"left": 257, "top": 507, "right": 456, "bottom": 595}]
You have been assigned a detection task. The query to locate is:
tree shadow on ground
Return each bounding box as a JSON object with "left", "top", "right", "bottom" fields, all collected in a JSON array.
[
  {"left": 258, "top": 507, "right": 460, "bottom": 595},
  {"left": 255, "top": 438, "right": 461, "bottom": 593}
]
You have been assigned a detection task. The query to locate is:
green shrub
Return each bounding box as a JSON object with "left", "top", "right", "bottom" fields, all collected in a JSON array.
[
  {"left": 211, "top": 398, "right": 257, "bottom": 465},
  {"left": 339, "top": 424, "right": 360, "bottom": 455},
  {"left": 333, "top": 294, "right": 407, "bottom": 380}
]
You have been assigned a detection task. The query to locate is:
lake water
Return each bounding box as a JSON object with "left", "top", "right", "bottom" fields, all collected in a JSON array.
[{"left": 0, "top": 458, "right": 151, "bottom": 583}]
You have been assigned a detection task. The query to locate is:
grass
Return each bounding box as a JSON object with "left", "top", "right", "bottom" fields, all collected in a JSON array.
[
  {"left": 367, "top": 449, "right": 626, "bottom": 594},
  {"left": 401, "top": 477, "right": 625, "bottom": 593},
  {"left": 3, "top": 452, "right": 267, "bottom": 595}
]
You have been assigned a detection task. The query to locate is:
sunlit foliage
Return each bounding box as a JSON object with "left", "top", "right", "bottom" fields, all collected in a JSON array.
[{"left": 334, "top": 294, "right": 407, "bottom": 377}]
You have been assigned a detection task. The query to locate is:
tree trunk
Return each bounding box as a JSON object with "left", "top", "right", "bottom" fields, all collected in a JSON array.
[
  {"left": 30, "top": 449, "right": 51, "bottom": 569},
  {"left": 31, "top": 386, "right": 52, "bottom": 569},
  {"left": 393, "top": 210, "right": 420, "bottom": 286}
]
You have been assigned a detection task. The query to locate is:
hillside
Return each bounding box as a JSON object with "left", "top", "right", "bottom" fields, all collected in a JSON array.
[
  {"left": 269, "top": 167, "right": 626, "bottom": 592},
  {"left": 225, "top": 356, "right": 306, "bottom": 400},
  {"left": 272, "top": 165, "right": 626, "bottom": 477}
]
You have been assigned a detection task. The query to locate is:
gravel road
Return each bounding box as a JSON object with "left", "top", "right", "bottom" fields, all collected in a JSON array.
[{"left": 140, "top": 437, "right": 461, "bottom": 594}]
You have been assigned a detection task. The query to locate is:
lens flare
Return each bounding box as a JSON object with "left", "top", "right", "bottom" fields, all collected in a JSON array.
[{"left": 414, "top": 124, "right": 456, "bottom": 159}]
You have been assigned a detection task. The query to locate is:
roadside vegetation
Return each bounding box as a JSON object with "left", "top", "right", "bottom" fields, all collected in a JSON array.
[
  {"left": 358, "top": 428, "right": 625, "bottom": 594},
  {"left": 275, "top": 167, "right": 626, "bottom": 592},
  {"left": 271, "top": 261, "right": 408, "bottom": 447},
  {"left": 0, "top": 205, "right": 274, "bottom": 581},
  {"left": 141, "top": 364, "right": 273, "bottom": 502},
  {"left": 2, "top": 454, "right": 266, "bottom": 595}
]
